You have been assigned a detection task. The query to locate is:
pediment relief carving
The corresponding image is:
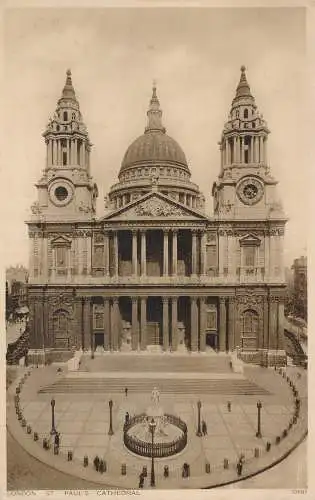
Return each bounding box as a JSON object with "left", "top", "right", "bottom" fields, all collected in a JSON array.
[{"left": 134, "top": 198, "right": 186, "bottom": 217}]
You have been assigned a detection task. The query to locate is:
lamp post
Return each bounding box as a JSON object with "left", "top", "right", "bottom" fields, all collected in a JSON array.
[
  {"left": 256, "top": 400, "right": 262, "bottom": 438},
  {"left": 50, "top": 398, "right": 56, "bottom": 435},
  {"left": 108, "top": 399, "right": 114, "bottom": 436},
  {"left": 196, "top": 400, "right": 202, "bottom": 437},
  {"left": 149, "top": 418, "right": 156, "bottom": 487}
]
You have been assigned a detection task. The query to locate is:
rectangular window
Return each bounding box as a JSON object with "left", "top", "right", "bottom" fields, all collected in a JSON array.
[
  {"left": 63, "top": 152, "right": 67, "bottom": 165},
  {"left": 243, "top": 246, "right": 256, "bottom": 267},
  {"left": 93, "top": 306, "right": 104, "bottom": 330},
  {"left": 55, "top": 247, "right": 67, "bottom": 275}
]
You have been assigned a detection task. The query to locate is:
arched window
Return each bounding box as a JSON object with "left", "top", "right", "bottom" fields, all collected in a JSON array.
[
  {"left": 244, "top": 108, "right": 249, "bottom": 119},
  {"left": 63, "top": 111, "right": 68, "bottom": 121},
  {"left": 244, "top": 135, "right": 251, "bottom": 163}
]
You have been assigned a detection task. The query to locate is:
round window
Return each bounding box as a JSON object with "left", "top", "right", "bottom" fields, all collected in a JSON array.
[{"left": 55, "top": 186, "right": 68, "bottom": 201}]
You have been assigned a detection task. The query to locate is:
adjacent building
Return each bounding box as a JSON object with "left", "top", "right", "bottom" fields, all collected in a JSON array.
[
  {"left": 26, "top": 67, "right": 287, "bottom": 365},
  {"left": 291, "top": 256, "right": 307, "bottom": 322}
]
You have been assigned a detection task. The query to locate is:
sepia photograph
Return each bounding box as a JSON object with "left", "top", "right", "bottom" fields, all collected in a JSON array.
[{"left": 3, "top": 4, "right": 308, "bottom": 494}]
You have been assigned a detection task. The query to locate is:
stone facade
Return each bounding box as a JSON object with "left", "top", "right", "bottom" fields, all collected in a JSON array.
[{"left": 26, "top": 67, "right": 287, "bottom": 365}]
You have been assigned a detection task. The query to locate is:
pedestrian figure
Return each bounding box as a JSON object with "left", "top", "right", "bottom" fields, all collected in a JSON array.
[
  {"left": 138, "top": 472, "right": 144, "bottom": 489},
  {"left": 164, "top": 465, "right": 169, "bottom": 478},
  {"left": 125, "top": 412, "right": 130, "bottom": 425},
  {"left": 54, "top": 432, "right": 60, "bottom": 447},
  {"left": 237, "top": 461, "right": 243, "bottom": 476},
  {"left": 182, "top": 463, "right": 189, "bottom": 478},
  {"left": 99, "top": 459, "right": 104, "bottom": 474},
  {"left": 93, "top": 455, "right": 100, "bottom": 472},
  {"left": 227, "top": 401, "right": 232, "bottom": 412},
  {"left": 142, "top": 465, "right": 147, "bottom": 477},
  {"left": 202, "top": 420, "right": 207, "bottom": 435},
  {"left": 125, "top": 387, "right": 128, "bottom": 397}
]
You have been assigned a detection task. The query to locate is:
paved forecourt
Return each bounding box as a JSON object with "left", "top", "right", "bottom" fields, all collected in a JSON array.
[{"left": 7, "top": 353, "right": 307, "bottom": 489}]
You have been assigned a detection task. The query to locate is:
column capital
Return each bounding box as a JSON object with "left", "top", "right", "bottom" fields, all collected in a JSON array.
[
  {"left": 228, "top": 296, "right": 236, "bottom": 304},
  {"left": 132, "top": 229, "right": 138, "bottom": 236},
  {"left": 140, "top": 228, "right": 146, "bottom": 235},
  {"left": 163, "top": 228, "right": 169, "bottom": 235},
  {"left": 140, "top": 295, "right": 148, "bottom": 301},
  {"left": 172, "top": 229, "right": 178, "bottom": 235},
  {"left": 170, "top": 295, "right": 178, "bottom": 302},
  {"left": 219, "top": 297, "right": 226, "bottom": 305},
  {"left": 131, "top": 296, "right": 139, "bottom": 304},
  {"left": 199, "top": 296, "right": 207, "bottom": 304},
  {"left": 162, "top": 297, "right": 169, "bottom": 305},
  {"left": 112, "top": 297, "right": 119, "bottom": 305}
]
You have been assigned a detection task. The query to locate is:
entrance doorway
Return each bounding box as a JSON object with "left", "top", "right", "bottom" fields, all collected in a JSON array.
[
  {"left": 206, "top": 332, "right": 218, "bottom": 350},
  {"left": 94, "top": 333, "right": 104, "bottom": 348}
]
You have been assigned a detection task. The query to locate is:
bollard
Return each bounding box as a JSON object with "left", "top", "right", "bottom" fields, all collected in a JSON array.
[
  {"left": 223, "top": 458, "right": 229, "bottom": 469},
  {"left": 21, "top": 418, "right": 26, "bottom": 428},
  {"left": 205, "top": 462, "right": 211, "bottom": 474},
  {"left": 27, "top": 425, "right": 32, "bottom": 434},
  {"left": 282, "top": 429, "right": 288, "bottom": 438},
  {"left": 266, "top": 442, "right": 271, "bottom": 452},
  {"left": 254, "top": 448, "right": 259, "bottom": 458},
  {"left": 67, "top": 450, "right": 73, "bottom": 461},
  {"left": 33, "top": 432, "right": 39, "bottom": 441},
  {"left": 121, "top": 463, "right": 127, "bottom": 476},
  {"left": 275, "top": 436, "right": 281, "bottom": 444},
  {"left": 83, "top": 455, "right": 89, "bottom": 467}
]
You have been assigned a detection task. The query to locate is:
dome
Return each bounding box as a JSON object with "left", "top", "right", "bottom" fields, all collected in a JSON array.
[{"left": 120, "top": 130, "right": 189, "bottom": 173}]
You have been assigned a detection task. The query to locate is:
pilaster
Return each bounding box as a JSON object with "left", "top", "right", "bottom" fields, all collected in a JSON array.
[
  {"left": 190, "top": 297, "right": 198, "bottom": 352},
  {"left": 219, "top": 297, "right": 227, "bottom": 352},
  {"left": 162, "top": 297, "right": 169, "bottom": 351}
]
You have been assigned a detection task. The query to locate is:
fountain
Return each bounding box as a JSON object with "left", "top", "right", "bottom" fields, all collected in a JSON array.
[{"left": 123, "top": 388, "right": 188, "bottom": 458}]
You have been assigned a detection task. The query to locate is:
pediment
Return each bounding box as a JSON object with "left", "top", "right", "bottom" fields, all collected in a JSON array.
[
  {"left": 239, "top": 233, "right": 261, "bottom": 246},
  {"left": 51, "top": 235, "right": 72, "bottom": 247},
  {"left": 101, "top": 192, "right": 208, "bottom": 221}
]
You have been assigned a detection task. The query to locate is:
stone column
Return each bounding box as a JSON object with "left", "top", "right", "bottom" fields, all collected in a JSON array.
[
  {"left": 259, "top": 136, "right": 263, "bottom": 163},
  {"left": 104, "top": 298, "right": 110, "bottom": 350},
  {"left": 191, "top": 230, "right": 197, "bottom": 276},
  {"left": 53, "top": 140, "right": 57, "bottom": 166},
  {"left": 162, "top": 297, "right": 169, "bottom": 351},
  {"left": 233, "top": 136, "right": 237, "bottom": 163},
  {"left": 220, "top": 144, "right": 223, "bottom": 169},
  {"left": 67, "top": 247, "right": 71, "bottom": 281},
  {"left": 83, "top": 298, "right": 91, "bottom": 350},
  {"left": 219, "top": 297, "right": 227, "bottom": 352},
  {"left": 263, "top": 138, "right": 267, "bottom": 164},
  {"left": 104, "top": 231, "right": 110, "bottom": 276},
  {"left": 82, "top": 143, "right": 86, "bottom": 168},
  {"left": 241, "top": 137, "right": 245, "bottom": 163},
  {"left": 277, "top": 299, "right": 285, "bottom": 350},
  {"left": 268, "top": 296, "right": 278, "bottom": 349},
  {"left": 73, "top": 139, "right": 77, "bottom": 164},
  {"left": 113, "top": 231, "right": 119, "bottom": 277},
  {"left": 140, "top": 230, "right": 146, "bottom": 277},
  {"left": 131, "top": 297, "right": 139, "bottom": 350},
  {"left": 254, "top": 136, "right": 258, "bottom": 163},
  {"left": 190, "top": 297, "right": 198, "bottom": 352},
  {"left": 140, "top": 297, "right": 147, "bottom": 350},
  {"left": 66, "top": 139, "right": 70, "bottom": 166},
  {"left": 171, "top": 297, "right": 178, "bottom": 351},
  {"left": 199, "top": 297, "right": 206, "bottom": 352},
  {"left": 228, "top": 297, "right": 235, "bottom": 351},
  {"left": 250, "top": 137, "right": 254, "bottom": 163},
  {"left": 163, "top": 230, "right": 169, "bottom": 276},
  {"left": 226, "top": 138, "right": 231, "bottom": 165},
  {"left": 111, "top": 298, "right": 120, "bottom": 350},
  {"left": 172, "top": 230, "right": 178, "bottom": 276},
  {"left": 263, "top": 297, "right": 269, "bottom": 350},
  {"left": 200, "top": 232, "right": 207, "bottom": 276},
  {"left": 43, "top": 296, "right": 49, "bottom": 348},
  {"left": 132, "top": 230, "right": 138, "bottom": 276}
]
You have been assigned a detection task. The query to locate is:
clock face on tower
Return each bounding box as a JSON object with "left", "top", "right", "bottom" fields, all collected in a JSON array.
[
  {"left": 236, "top": 176, "right": 264, "bottom": 205},
  {"left": 49, "top": 179, "right": 74, "bottom": 207}
]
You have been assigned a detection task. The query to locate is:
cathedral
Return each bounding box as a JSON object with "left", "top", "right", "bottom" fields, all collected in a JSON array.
[{"left": 26, "top": 66, "right": 287, "bottom": 366}]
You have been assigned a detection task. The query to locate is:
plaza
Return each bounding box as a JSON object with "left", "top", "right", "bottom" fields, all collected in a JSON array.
[{"left": 7, "top": 352, "right": 307, "bottom": 489}]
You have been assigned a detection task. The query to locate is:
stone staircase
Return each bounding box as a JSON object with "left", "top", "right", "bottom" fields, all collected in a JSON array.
[
  {"left": 79, "top": 353, "right": 231, "bottom": 373},
  {"left": 38, "top": 377, "right": 269, "bottom": 395}
]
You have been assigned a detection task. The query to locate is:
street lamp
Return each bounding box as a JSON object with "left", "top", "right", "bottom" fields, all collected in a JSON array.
[
  {"left": 149, "top": 418, "right": 157, "bottom": 487},
  {"left": 108, "top": 399, "right": 114, "bottom": 435},
  {"left": 50, "top": 398, "right": 57, "bottom": 435},
  {"left": 196, "top": 400, "right": 202, "bottom": 437},
  {"left": 108, "top": 399, "right": 114, "bottom": 436},
  {"left": 256, "top": 400, "right": 262, "bottom": 438}
]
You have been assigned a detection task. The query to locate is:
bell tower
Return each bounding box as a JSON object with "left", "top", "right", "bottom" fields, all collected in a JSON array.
[
  {"left": 212, "top": 66, "right": 284, "bottom": 221},
  {"left": 30, "top": 69, "right": 98, "bottom": 221}
]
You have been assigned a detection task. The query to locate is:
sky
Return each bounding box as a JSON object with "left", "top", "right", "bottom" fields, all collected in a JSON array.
[{"left": 1, "top": 7, "right": 308, "bottom": 268}]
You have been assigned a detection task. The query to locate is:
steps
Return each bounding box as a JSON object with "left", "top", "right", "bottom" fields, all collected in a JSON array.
[
  {"left": 38, "top": 377, "right": 269, "bottom": 395},
  {"left": 80, "top": 353, "right": 231, "bottom": 374}
]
